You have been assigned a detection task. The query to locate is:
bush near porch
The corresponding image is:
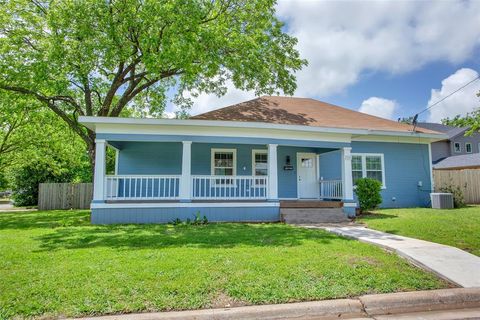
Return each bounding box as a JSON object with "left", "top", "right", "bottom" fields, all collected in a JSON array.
[
  {"left": 0, "top": 210, "right": 447, "bottom": 319},
  {"left": 358, "top": 206, "right": 480, "bottom": 256}
]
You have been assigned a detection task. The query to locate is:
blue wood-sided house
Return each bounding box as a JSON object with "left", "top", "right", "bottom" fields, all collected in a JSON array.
[{"left": 80, "top": 96, "right": 446, "bottom": 224}]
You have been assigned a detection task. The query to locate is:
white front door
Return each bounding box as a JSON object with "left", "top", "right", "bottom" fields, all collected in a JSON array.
[{"left": 297, "top": 153, "right": 318, "bottom": 199}]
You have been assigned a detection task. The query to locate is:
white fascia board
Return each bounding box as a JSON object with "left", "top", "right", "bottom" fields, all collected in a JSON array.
[
  {"left": 351, "top": 135, "right": 446, "bottom": 144},
  {"left": 79, "top": 116, "right": 446, "bottom": 142}
]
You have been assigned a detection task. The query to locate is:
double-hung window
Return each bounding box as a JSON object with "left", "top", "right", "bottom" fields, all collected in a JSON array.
[
  {"left": 454, "top": 142, "right": 461, "bottom": 153},
  {"left": 466, "top": 143, "right": 472, "bottom": 153},
  {"left": 252, "top": 150, "right": 268, "bottom": 185},
  {"left": 211, "top": 149, "right": 236, "bottom": 185},
  {"left": 351, "top": 153, "right": 385, "bottom": 188}
]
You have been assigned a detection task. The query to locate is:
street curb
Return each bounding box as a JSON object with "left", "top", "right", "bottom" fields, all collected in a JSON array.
[
  {"left": 78, "top": 299, "right": 365, "bottom": 320},
  {"left": 75, "top": 288, "right": 480, "bottom": 320},
  {"left": 359, "top": 287, "right": 480, "bottom": 316}
]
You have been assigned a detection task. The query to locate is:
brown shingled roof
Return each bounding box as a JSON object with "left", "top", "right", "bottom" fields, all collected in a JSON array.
[{"left": 191, "top": 96, "right": 439, "bottom": 134}]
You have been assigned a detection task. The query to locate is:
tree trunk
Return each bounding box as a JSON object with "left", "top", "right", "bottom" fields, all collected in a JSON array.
[{"left": 87, "top": 131, "right": 96, "bottom": 182}]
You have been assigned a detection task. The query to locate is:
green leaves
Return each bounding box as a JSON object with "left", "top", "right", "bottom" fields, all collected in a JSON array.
[
  {"left": 442, "top": 104, "right": 480, "bottom": 135},
  {"left": 0, "top": 0, "right": 306, "bottom": 168},
  {"left": 1, "top": 0, "right": 305, "bottom": 118}
]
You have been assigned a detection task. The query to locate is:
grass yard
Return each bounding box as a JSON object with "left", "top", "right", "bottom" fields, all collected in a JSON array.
[
  {"left": 0, "top": 210, "right": 448, "bottom": 319},
  {"left": 358, "top": 206, "right": 480, "bottom": 256}
]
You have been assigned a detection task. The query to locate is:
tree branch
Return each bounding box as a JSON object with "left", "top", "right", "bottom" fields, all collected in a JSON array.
[
  {"left": 0, "top": 85, "right": 92, "bottom": 146},
  {"left": 109, "top": 69, "right": 183, "bottom": 117}
]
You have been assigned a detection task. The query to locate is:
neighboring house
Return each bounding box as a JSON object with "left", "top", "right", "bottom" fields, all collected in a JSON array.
[
  {"left": 433, "top": 153, "right": 480, "bottom": 170},
  {"left": 416, "top": 122, "right": 480, "bottom": 163},
  {"left": 80, "top": 96, "right": 445, "bottom": 224}
]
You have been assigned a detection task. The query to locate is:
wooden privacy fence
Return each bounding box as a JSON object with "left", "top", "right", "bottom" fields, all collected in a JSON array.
[
  {"left": 433, "top": 169, "right": 480, "bottom": 204},
  {"left": 38, "top": 183, "right": 93, "bottom": 210}
]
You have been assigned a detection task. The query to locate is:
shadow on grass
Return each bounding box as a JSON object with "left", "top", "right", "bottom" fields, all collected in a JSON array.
[
  {"left": 0, "top": 210, "right": 91, "bottom": 230},
  {"left": 358, "top": 213, "right": 399, "bottom": 220},
  {"left": 0, "top": 210, "right": 346, "bottom": 251},
  {"left": 34, "top": 223, "right": 345, "bottom": 251}
]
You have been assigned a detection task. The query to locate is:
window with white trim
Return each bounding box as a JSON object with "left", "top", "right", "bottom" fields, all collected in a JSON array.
[
  {"left": 211, "top": 149, "right": 236, "bottom": 184},
  {"left": 252, "top": 150, "right": 268, "bottom": 185},
  {"left": 466, "top": 143, "right": 472, "bottom": 153},
  {"left": 351, "top": 153, "right": 385, "bottom": 187},
  {"left": 454, "top": 142, "right": 461, "bottom": 153},
  {"left": 352, "top": 155, "right": 363, "bottom": 185}
]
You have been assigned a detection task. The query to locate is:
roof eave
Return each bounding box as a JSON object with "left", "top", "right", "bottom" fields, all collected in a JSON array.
[{"left": 79, "top": 116, "right": 447, "bottom": 140}]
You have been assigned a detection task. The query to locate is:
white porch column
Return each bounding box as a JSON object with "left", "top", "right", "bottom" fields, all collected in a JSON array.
[
  {"left": 267, "top": 144, "right": 278, "bottom": 200},
  {"left": 93, "top": 139, "right": 106, "bottom": 202},
  {"left": 179, "top": 141, "right": 192, "bottom": 201},
  {"left": 341, "top": 147, "right": 354, "bottom": 200}
]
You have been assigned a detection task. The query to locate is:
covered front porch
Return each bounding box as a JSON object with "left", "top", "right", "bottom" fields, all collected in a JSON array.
[{"left": 92, "top": 138, "right": 356, "bottom": 213}]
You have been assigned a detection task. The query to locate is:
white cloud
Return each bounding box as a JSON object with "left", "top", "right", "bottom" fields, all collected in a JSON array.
[
  {"left": 276, "top": 0, "right": 480, "bottom": 97},
  {"left": 358, "top": 97, "right": 398, "bottom": 120},
  {"left": 172, "top": 1, "right": 480, "bottom": 115},
  {"left": 163, "top": 111, "right": 176, "bottom": 119},
  {"left": 427, "top": 68, "right": 480, "bottom": 122}
]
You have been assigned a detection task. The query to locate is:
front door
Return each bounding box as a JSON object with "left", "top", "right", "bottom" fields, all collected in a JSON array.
[{"left": 297, "top": 153, "right": 318, "bottom": 199}]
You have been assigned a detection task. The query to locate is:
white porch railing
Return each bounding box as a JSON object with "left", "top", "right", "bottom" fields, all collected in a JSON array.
[
  {"left": 319, "top": 180, "right": 343, "bottom": 200},
  {"left": 192, "top": 175, "right": 268, "bottom": 200},
  {"left": 105, "top": 175, "right": 180, "bottom": 200}
]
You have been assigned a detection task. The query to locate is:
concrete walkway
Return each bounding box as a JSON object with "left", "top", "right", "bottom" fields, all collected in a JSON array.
[{"left": 311, "top": 225, "right": 480, "bottom": 288}]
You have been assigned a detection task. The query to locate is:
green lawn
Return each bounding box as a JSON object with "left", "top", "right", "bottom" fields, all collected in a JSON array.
[
  {"left": 358, "top": 206, "right": 480, "bottom": 256},
  {"left": 0, "top": 210, "right": 447, "bottom": 319}
]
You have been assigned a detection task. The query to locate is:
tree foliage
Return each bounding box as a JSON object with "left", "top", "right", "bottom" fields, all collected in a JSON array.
[
  {"left": 442, "top": 109, "right": 480, "bottom": 134},
  {"left": 0, "top": 103, "right": 91, "bottom": 198},
  {"left": 0, "top": 0, "right": 306, "bottom": 168},
  {"left": 0, "top": 93, "right": 32, "bottom": 171},
  {"left": 442, "top": 91, "right": 480, "bottom": 134}
]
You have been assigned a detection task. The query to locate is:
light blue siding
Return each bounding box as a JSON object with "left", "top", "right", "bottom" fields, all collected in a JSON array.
[
  {"left": 109, "top": 138, "right": 433, "bottom": 218},
  {"left": 319, "top": 150, "right": 342, "bottom": 180},
  {"left": 191, "top": 143, "right": 265, "bottom": 175},
  {"left": 351, "top": 141, "right": 432, "bottom": 208},
  {"left": 118, "top": 142, "right": 182, "bottom": 174},
  {"left": 115, "top": 142, "right": 336, "bottom": 199},
  {"left": 91, "top": 206, "right": 279, "bottom": 224},
  {"left": 277, "top": 146, "right": 330, "bottom": 198}
]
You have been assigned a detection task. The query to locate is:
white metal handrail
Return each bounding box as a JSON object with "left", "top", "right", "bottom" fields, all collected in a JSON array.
[
  {"left": 319, "top": 179, "right": 343, "bottom": 200},
  {"left": 105, "top": 175, "right": 180, "bottom": 200},
  {"left": 192, "top": 175, "right": 268, "bottom": 200}
]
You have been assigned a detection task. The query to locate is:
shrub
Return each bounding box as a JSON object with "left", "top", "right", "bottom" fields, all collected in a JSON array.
[
  {"left": 354, "top": 178, "right": 382, "bottom": 212},
  {"left": 169, "top": 212, "right": 208, "bottom": 226},
  {"left": 438, "top": 184, "right": 466, "bottom": 208},
  {"left": 11, "top": 159, "right": 74, "bottom": 207}
]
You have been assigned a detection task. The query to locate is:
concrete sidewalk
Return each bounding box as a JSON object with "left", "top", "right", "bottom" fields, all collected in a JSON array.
[
  {"left": 313, "top": 225, "right": 480, "bottom": 288},
  {"left": 76, "top": 288, "right": 480, "bottom": 320}
]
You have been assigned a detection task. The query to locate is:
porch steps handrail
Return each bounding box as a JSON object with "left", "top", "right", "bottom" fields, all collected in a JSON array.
[{"left": 319, "top": 179, "right": 343, "bottom": 200}]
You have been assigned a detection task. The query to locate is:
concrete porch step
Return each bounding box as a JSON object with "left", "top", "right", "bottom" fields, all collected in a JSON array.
[{"left": 281, "top": 208, "right": 350, "bottom": 224}]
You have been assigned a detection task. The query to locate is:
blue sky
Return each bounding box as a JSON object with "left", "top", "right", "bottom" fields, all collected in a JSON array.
[
  {"left": 166, "top": 0, "right": 480, "bottom": 124},
  {"left": 327, "top": 58, "right": 480, "bottom": 122}
]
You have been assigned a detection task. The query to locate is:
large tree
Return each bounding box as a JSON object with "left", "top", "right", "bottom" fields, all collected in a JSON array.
[{"left": 0, "top": 0, "right": 306, "bottom": 173}]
